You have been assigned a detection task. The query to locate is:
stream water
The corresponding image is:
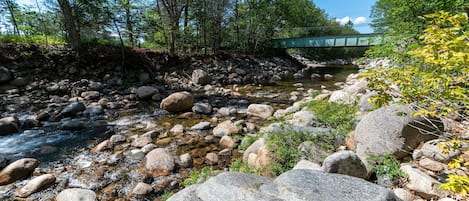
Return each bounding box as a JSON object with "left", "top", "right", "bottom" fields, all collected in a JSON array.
[{"left": 0, "top": 65, "right": 358, "bottom": 167}]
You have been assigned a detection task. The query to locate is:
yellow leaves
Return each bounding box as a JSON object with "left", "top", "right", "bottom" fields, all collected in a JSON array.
[
  {"left": 449, "top": 158, "right": 463, "bottom": 169},
  {"left": 440, "top": 174, "right": 469, "bottom": 196}
]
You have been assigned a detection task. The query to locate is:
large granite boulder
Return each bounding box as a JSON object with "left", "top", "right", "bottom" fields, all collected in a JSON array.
[
  {"left": 354, "top": 105, "right": 442, "bottom": 160},
  {"left": 0, "top": 158, "right": 39, "bottom": 185},
  {"left": 322, "top": 151, "right": 368, "bottom": 179},
  {"left": 167, "top": 169, "right": 400, "bottom": 201},
  {"left": 160, "top": 92, "right": 194, "bottom": 113}
]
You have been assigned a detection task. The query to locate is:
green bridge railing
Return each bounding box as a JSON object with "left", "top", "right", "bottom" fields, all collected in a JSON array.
[{"left": 272, "top": 33, "right": 384, "bottom": 48}]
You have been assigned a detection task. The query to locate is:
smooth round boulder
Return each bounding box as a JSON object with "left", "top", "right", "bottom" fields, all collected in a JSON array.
[
  {"left": 56, "top": 188, "right": 97, "bottom": 201},
  {"left": 192, "top": 103, "right": 213, "bottom": 114},
  {"left": 137, "top": 86, "right": 159, "bottom": 100},
  {"left": 131, "top": 182, "right": 153, "bottom": 196},
  {"left": 213, "top": 120, "right": 240, "bottom": 137},
  {"left": 322, "top": 151, "right": 368, "bottom": 179},
  {"left": 354, "top": 104, "right": 442, "bottom": 160},
  {"left": 61, "top": 102, "right": 86, "bottom": 117},
  {"left": 0, "top": 158, "right": 39, "bottom": 185},
  {"left": 247, "top": 104, "right": 274, "bottom": 119},
  {"left": 143, "top": 148, "right": 175, "bottom": 177},
  {"left": 160, "top": 92, "right": 194, "bottom": 113},
  {"left": 0, "top": 117, "right": 19, "bottom": 136},
  {"left": 16, "top": 174, "right": 56, "bottom": 198}
]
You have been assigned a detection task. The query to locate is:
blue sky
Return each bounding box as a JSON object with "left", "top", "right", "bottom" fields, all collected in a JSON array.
[{"left": 314, "top": 0, "right": 377, "bottom": 33}]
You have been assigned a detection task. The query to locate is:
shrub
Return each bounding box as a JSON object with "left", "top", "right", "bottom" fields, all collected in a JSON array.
[
  {"left": 182, "top": 167, "right": 214, "bottom": 187},
  {"left": 304, "top": 100, "right": 358, "bottom": 136},
  {"left": 367, "top": 154, "right": 407, "bottom": 180}
]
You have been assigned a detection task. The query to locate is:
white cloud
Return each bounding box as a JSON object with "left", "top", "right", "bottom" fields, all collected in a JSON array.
[
  {"left": 336, "top": 16, "right": 367, "bottom": 25},
  {"left": 353, "top": 17, "right": 367, "bottom": 25}
]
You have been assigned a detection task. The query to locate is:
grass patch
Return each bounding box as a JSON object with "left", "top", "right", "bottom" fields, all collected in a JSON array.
[
  {"left": 229, "top": 158, "right": 260, "bottom": 174},
  {"left": 238, "top": 134, "right": 260, "bottom": 151},
  {"left": 304, "top": 100, "right": 358, "bottom": 136},
  {"left": 368, "top": 154, "right": 408, "bottom": 180},
  {"left": 159, "top": 191, "right": 173, "bottom": 201},
  {"left": 182, "top": 167, "right": 215, "bottom": 187},
  {"left": 266, "top": 127, "right": 316, "bottom": 176}
]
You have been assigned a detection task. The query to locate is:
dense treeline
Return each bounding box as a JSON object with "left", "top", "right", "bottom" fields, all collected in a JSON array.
[{"left": 0, "top": 0, "right": 358, "bottom": 55}]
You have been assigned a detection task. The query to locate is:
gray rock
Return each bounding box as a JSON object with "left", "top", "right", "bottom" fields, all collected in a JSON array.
[
  {"left": 137, "top": 86, "right": 159, "bottom": 100},
  {"left": 110, "top": 135, "right": 126, "bottom": 145},
  {"left": 170, "top": 124, "right": 184, "bottom": 134},
  {"left": 60, "top": 119, "right": 84, "bottom": 130},
  {"left": 293, "top": 160, "right": 322, "bottom": 171},
  {"left": 298, "top": 141, "right": 329, "bottom": 164},
  {"left": 16, "top": 174, "right": 56, "bottom": 198},
  {"left": 179, "top": 153, "right": 192, "bottom": 168},
  {"left": 290, "top": 110, "right": 316, "bottom": 127},
  {"left": 393, "top": 188, "right": 413, "bottom": 201},
  {"left": 168, "top": 169, "right": 399, "bottom": 201},
  {"left": 322, "top": 151, "right": 368, "bottom": 179},
  {"left": 358, "top": 92, "right": 377, "bottom": 111},
  {"left": 131, "top": 182, "right": 153, "bottom": 196},
  {"left": 247, "top": 104, "right": 274, "bottom": 119},
  {"left": 329, "top": 90, "right": 353, "bottom": 104},
  {"left": 160, "top": 92, "right": 194, "bottom": 113},
  {"left": 83, "top": 105, "right": 103, "bottom": 117},
  {"left": 355, "top": 105, "right": 442, "bottom": 160},
  {"left": 242, "top": 138, "right": 265, "bottom": 163},
  {"left": 192, "top": 103, "right": 213, "bottom": 114},
  {"left": 143, "top": 148, "right": 175, "bottom": 177},
  {"left": 0, "top": 158, "right": 39, "bottom": 185},
  {"left": 0, "top": 67, "right": 12, "bottom": 83},
  {"left": 81, "top": 91, "right": 100, "bottom": 100},
  {"left": 192, "top": 69, "right": 211, "bottom": 85},
  {"left": 213, "top": 120, "right": 240, "bottom": 137},
  {"left": 400, "top": 163, "right": 442, "bottom": 199},
  {"left": 61, "top": 102, "right": 86, "bottom": 117},
  {"left": 56, "top": 188, "right": 97, "bottom": 201},
  {"left": 0, "top": 117, "right": 19, "bottom": 136},
  {"left": 9, "top": 77, "right": 29, "bottom": 86},
  {"left": 421, "top": 139, "right": 460, "bottom": 162},
  {"left": 132, "top": 136, "right": 153, "bottom": 148},
  {"left": 190, "top": 122, "right": 211, "bottom": 130}
]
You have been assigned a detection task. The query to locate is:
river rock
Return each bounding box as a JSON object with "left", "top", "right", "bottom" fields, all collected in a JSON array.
[
  {"left": 243, "top": 138, "right": 265, "bottom": 163},
  {"left": 290, "top": 110, "right": 316, "bottom": 127},
  {"left": 354, "top": 104, "right": 442, "bottom": 160},
  {"left": 0, "top": 117, "right": 19, "bottom": 136},
  {"left": 131, "top": 182, "right": 153, "bottom": 196},
  {"left": 160, "top": 91, "right": 194, "bottom": 113},
  {"left": 213, "top": 120, "right": 240, "bottom": 137},
  {"left": 393, "top": 188, "right": 414, "bottom": 201},
  {"left": 132, "top": 136, "right": 153, "bottom": 148},
  {"left": 192, "top": 69, "right": 211, "bottom": 85},
  {"left": 179, "top": 153, "right": 192, "bottom": 168},
  {"left": 205, "top": 153, "right": 218, "bottom": 165},
  {"left": 81, "top": 91, "right": 100, "bottom": 100},
  {"left": 110, "top": 134, "right": 126, "bottom": 145},
  {"left": 0, "top": 67, "right": 12, "bottom": 83},
  {"left": 329, "top": 90, "right": 353, "bottom": 104},
  {"left": 322, "top": 151, "right": 368, "bottom": 179},
  {"left": 400, "top": 163, "right": 442, "bottom": 199},
  {"left": 61, "top": 102, "right": 86, "bottom": 117},
  {"left": 143, "top": 148, "right": 175, "bottom": 177},
  {"left": 220, "top": 135, "right": 236, "bottom": 148},
  {"left": 167, "top": 169, "right": 399, "bottom": 201},
  {"left": 60, "top": 119, "right": 84, "bottom": 130},
  {"left": 16, "top": 174, "right": 56, "bottom": 198},
  {"left": 170, "top": 124, "right": 184, "bottom": 134},
  {"left": 56, "top": 188, "right": 97, "bottom": 201},
  {"left": 247, "top": 104, "right": 274, "bottom": 119},
  {"left": 420, "top": 139, "right": 460, "bottom": 162},
  {"left": 190, "top": 121, "right": 211, "bottom": 130},
  {"left": 293, "top": 159, "right": 322, "bottom": 171},
  {"left": 36, "top": 112, "right": 51, "bottom": 122},
  {"left": 91, "top": 140, "right": 113, "bottom": 153},
  {"left": 419, "top": 158, "right": 445, "bottom": 172},
  {"left": 192, "top": 103, "right": 213, "bottom": 114},
  {"left": 0, "top": 158, "right": 39, "bottom": 185},
  {"left": 358, "top": 92, "right": 377, "bottom": 112},
  {"left": 137, "top": 86, "right": 159, "bottom": 100}
]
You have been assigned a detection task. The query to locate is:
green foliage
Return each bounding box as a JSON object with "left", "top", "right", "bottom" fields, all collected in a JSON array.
[
  {"left": 229, "top": 158, "right": 259, "bottom": 174},
  {"left": 304, "top": 100, "right": 358, "bottom": 136},
  {"left": 266, "top": 127, "right": 316, "bottom": 176},
  {"left": 238, "top": 134, "right": 260, "bottom": 151},
  {"left": 363, "top": 12, "right": 469, "bottom": 117},
  {"left": 183, "top": 167, "right": 214, "bottom": 187},
  {"left": 367, "top": 154, "right": 407, "bottom": 179},
  {"left": 0, "top": 34, "right": 66, "bottom": 45},
  {"left": 159, "top": 191, "right": 173, "bottom": 201},
  {"left": 439, "top": 140, "right": 469, "bottom": 196}
]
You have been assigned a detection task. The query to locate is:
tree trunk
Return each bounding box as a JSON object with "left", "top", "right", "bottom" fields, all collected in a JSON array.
[
  {"left": 57, "top": 0, "right": 81, "bottom": 51},
  {"left": 124, "top": 1, "right": 134, "bottom": 47},
  {"left": 5, "top": 0, "right": 20, "bottom": 36}
]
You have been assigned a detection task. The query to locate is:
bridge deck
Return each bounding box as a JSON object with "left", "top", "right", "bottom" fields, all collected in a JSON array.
[{"left": 272, "top": 33, "right": 384, "bottom": 48}]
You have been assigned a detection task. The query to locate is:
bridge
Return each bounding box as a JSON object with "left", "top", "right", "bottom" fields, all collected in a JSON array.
[{"left": 272, "top": 33, "right": 384, "bottom": 48}]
